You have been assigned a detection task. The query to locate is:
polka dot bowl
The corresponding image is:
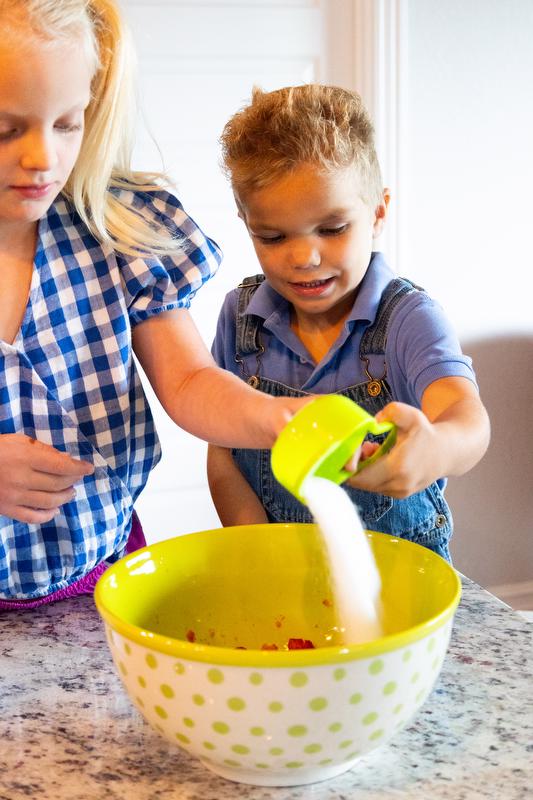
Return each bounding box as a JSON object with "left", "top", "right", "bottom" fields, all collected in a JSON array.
[{"left": 95, "top": 524, "right": 461, "bottom": 787}]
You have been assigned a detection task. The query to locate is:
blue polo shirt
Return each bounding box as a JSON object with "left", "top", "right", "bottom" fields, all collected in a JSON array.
[{"left": 212, "top": 252, "right": 476, "bottom": 405}]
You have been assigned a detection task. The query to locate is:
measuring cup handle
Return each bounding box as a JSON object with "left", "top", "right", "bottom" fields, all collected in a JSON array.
[{"left": 354, "top": 420, "right": 396, "bottom": 473}]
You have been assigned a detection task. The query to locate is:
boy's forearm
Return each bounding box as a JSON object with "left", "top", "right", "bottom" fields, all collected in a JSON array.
[
  {"left": 207, "top": 445, "right": 269, "bottom": 526},
  {"left": 430, "top": 396, "right": 490, "bottom": 477}
]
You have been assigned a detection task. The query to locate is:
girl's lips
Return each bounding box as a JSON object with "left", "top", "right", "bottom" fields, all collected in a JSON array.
[
  {"left": 11, "top": 184, "right": 53, "bottom": 199},
  {"left": 289, "top": 276, "right": 335, "bottom": 296}
]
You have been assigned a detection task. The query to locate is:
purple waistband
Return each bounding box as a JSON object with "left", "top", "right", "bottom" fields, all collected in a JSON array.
[{"left": 0, "top": 511, "right": 146, "bottom": 610}]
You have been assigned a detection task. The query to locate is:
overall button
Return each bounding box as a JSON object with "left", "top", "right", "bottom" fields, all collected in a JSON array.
[{"left": 435, "top": 514, "right": 447, "bottom": 528}]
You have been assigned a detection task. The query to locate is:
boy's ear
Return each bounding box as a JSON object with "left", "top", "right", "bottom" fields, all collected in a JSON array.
[{"left": 373, "top": 188, "right": 391, "bottom": 238}]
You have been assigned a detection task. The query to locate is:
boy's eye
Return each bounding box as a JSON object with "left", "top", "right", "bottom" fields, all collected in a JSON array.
[
  {"left": 319, "top": 224, "right": 349, "bottom": 236},
  {"left": 255, "top": 234, "right": 284, "bottom": 245},
  {"left": 0, "top": 127, "right": 17, "bottom": 140}
]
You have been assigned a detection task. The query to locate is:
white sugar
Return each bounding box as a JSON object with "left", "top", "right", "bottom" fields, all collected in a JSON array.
[{"left": 301, "top": 476, "right": 383, "bottom": 645}]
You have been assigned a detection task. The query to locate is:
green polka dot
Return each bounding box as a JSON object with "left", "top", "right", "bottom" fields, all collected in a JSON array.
[
  {"left": 212, "top": 721, "right": 230, "bottom": 734},
  {"left": 269, "top": 747, "right": 284, "bottom": 755},
  {"left": 203, "top": 741, "right": 215, "bottom": 750},
  {"left": 145, "top": 653, "right": 158, "bottom": 669},
  {"left": 304, "top": 743, "right": 322, "bottom": 754},
  {"left": 255, "top": 763, "right": 269, "bottom": 769},
  {"left": 249, "top": 672, "right": 263, "bottom": 685},
  {"left": 333, "top": 668, "right": 346, "bottom": 681},
  {"left": 402, "top": 650, "right": 412, "bottom": 662},
  {"left": 369, "top": 659, "right": 384, "bottom": 675},
  {"left": 290, "top": 672, "right": 308, "bottom": 687},
  {"left": 135, "top": 696, "right": 144, "bottom": 708},
  {"left": 309, "top": 697, "right": 327, "bottom": 711},
  {"left": 269, "top": 701, "right": 283, "bottom": 713},
  {"left": 119, "top": 661, "right": 127, "bottom": 676},
  {"left": 154, "top": 705, "right": 167, "bottom": 719},
  {"left": 427, "top": 637, "right": 436, "bottom": 652},
  {"left": 383, "top": 681, "right": 397, "bottom": 695},
  {"left": 286, "top": 762, "right": 304, "bottom": 769},
  {"left": 369, "top": 729, "right": 384, "bottom": 741},
  {"left": 329, "top": 722, "right": 342, "bottom": 733},
  {"left": 411, "top": 671, "right": 420, "bottom": 683},
  {"left": 319, "top": 758, "right": 333, "bottom": 765},
  {"left": 339, "top": 739, "right": 353, "bottom": 749},
  {"left": 176, "top": 732, "right": 190, "bottom": 744},
  {"left": 432, "top": 656, "right": 441, "bottom": 670},
  {"left": 288, "top": 725, "right": 307, "bottom": 737},
  {"left": 124, "top": 642, "right": 131, "bottom": 655},
  {"left": 174, "top": 662, "right": 185, "bottom": 675},
  {"left": 416, "top": 688, "right": 427, "bottom": 702},
  {"left": 155, "top": 724, "right": 164, "bottom": 734},
  {"left": 393, "top": 703, "right": 404, "bottom": 715},
  {"left": 363, "top": 712, "right": 378, "bottom": 725},
  {"left": 232, "top": 744, "right": 250, "bottom": 755},
  {"left": 160, "top": 684, "right": 174, "bottom": 699},
  {"left": 250, "top": 726, "right": 265, "bottom": 737},
  {"left": 227, "top": 697, "right": 246, "bottom": 711},
  {"left": 207, "top": 668, "right": 224, "bottom": 684},
  {"left": 350, "top": 692, "right": 362, "bottom": 705},
  {"left": 137, "top": 676, "right": 146, "bottom": 688},
  {"left": 224, "top": 759, "right": 240, "bottom": 767},
  {"left": 183, "top": 717, "right": 194, "bottom": 728},
  {"left": 345, "top": 751, "right": 359, "bottom": 760},
  {"left": 192, "top": 694, "right": 205, "bottom": 706}
]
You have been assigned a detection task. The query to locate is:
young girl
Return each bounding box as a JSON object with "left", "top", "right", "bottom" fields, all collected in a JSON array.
[
  {"left": 208, "top": 85, "right": 490, "bottom": 561},
  {"left": 0, "top": 1, "right": 307, "bottom": 606}
]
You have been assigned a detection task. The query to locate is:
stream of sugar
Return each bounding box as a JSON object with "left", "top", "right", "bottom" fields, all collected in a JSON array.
[{"left": 300, "top": 476, "right": 383, "bottom": 645}]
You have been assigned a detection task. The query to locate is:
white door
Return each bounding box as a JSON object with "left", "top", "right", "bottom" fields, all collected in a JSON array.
[{"left": 123, "top": 0, "right": 361, "bottom": 541}]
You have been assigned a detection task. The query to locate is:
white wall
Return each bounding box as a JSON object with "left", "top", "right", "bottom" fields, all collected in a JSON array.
[{"left": 403, "top": 0, "right": 533, "bottom": 586}]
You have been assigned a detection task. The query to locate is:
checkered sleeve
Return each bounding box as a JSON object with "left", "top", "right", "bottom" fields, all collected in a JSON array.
[{"left": 118, "top": 190, "right": 222, "bottom": 325}]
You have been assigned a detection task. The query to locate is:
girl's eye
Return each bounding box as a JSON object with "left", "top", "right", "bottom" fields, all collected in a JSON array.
[
  {"left": 55, "top": 122, "right": 83, "bottom": 133},
  {"left": 319, "top": 224, "right": 349, "bottom": 236}
]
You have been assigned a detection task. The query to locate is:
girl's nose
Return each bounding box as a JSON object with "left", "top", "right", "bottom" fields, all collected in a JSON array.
[
  {"left": 19, "top": 130, "right": 57, "bottom": 172},
  {"left": 289, "top": 239, "right": 321, "bottom": 269}
]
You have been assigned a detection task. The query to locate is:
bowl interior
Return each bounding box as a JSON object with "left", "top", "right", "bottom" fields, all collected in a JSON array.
[{"left": 96, "top": 525, "right": 460, "bottom": 652}]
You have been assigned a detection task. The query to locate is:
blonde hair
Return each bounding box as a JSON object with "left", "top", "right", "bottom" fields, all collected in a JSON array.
[
  {"left": 221, "top": 84, "right": 383, "bottom": 207},
  {"left": 0, "top": 0, "right": 179, "bottom": 256}
]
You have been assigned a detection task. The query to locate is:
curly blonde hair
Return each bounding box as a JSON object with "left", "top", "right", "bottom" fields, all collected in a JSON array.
[
  {"left": 221, "top": 84, "right": 383, "bottom": 207},
  {"left": 1, "top": 0, "right": 179, "bottom": 256}
]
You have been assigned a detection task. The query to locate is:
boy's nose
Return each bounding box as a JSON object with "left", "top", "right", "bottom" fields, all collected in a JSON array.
[
  {"left": 289, "top": 239, "right": 321, "bottom": 269},
  {"left": 19, "top": 130, "right": 57, "bottom": 172}
]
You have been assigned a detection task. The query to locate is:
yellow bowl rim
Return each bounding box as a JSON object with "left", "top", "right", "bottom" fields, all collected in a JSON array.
[{"left": 94, "top": 531, "right": 462, "bottom": 668}]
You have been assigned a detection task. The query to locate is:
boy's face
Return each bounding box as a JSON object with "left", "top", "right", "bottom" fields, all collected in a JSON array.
[{"left": 238, "top": 163, "right": 388, "bottom": 329}]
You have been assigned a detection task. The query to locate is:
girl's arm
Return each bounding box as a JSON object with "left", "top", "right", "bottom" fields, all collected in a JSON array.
[
  {"left": 133, "top": 308, "right": 308, "bottom": 448},
  {"left": 347, "top": 376, "right": 490, "bottom": 498},
  {"left": 207, "top": 444, "right": 269, "bottom": 526}
]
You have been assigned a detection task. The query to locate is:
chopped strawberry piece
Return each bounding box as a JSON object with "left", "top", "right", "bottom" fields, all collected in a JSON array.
[{"left": 287, "top": 638, "right": 315, "bottom": 650}]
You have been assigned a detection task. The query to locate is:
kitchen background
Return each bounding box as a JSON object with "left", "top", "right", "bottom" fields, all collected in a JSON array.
[{"left": 124, "top": 0, "right": 533, "bottom": 609}]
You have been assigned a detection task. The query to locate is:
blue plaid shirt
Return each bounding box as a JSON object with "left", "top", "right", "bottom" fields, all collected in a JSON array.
[{"left": 0, "top": 189, "right": 221, "bottom": 599}]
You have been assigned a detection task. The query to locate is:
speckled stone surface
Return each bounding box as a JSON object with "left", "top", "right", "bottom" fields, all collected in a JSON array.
[{"left": 0, "top": 576, "right": 531, "bottom": 800}]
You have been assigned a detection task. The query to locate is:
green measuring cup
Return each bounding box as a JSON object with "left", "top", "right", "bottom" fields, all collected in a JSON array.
[{"left": 271, "top": 394, "right": 396, "bottom": 503}]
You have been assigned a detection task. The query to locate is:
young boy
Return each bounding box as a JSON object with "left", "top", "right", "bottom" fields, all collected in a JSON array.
[{"left": 208, "top": 85, "right": 490, "bottom": 561}]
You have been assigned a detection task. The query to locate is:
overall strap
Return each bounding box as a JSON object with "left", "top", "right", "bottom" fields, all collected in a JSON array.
[
  {"left": 359, "top": 277, "right": 424, "bottom": 398},
  {"left": 235, "top": 274, "right": 266, "bottom": 356},
  {"left": 360, "top": 277, "right": 424, "bottom": 356}
]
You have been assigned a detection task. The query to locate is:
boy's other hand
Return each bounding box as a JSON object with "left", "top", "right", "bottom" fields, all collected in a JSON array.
[
  {"left": 345, "top": 402, "right": 440, "bottom": 498},
  {"left": 0, "top": 434, "right": 95, "bottom": 524}
]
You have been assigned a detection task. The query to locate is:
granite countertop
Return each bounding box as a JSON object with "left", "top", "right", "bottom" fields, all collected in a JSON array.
[{"left": 1, "top": 576, "right": 531, "bottom": 800}]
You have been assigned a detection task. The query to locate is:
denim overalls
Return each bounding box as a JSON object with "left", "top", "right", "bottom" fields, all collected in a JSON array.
[{"left": 231, "top": 274, "right": 453, "bottom": 562}]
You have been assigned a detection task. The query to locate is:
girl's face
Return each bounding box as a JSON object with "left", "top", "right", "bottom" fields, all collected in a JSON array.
[
  {"left": 238, "top": 163, "right": 388, "bottom": 330},
  {"left": 0, "top": 32, "right": 93, "bottom": 237}
]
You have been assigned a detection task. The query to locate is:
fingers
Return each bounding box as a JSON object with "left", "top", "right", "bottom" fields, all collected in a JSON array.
[{"left": 29, "top": 441, "right": 95, "bottom": 478}]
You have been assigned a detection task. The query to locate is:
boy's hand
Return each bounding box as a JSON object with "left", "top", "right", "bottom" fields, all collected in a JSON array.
[
  {"left": 346, "top": 402, "right": 442, "bottom": 498},
  {"left": 0, "top": 434, "right": 95, "bottom": 524}
]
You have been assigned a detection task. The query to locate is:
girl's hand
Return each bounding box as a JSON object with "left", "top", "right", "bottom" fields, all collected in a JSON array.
[
  {"left": 0, "top": 434, "right": 94, "bottom": 524},
  {"left": 346, "top": 402, "right": 442, "bottom": 498}
]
